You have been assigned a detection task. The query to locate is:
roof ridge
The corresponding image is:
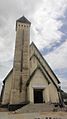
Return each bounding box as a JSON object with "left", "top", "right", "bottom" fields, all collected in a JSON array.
[
  {"left": 16, "top": 16, "right": 31, "bottom": 24},
  {"left": 30, "top": 42, "right": 60, "bottom": 84},
  {"left": 3, "top": 68, "right": 13, "bottom": 84}
]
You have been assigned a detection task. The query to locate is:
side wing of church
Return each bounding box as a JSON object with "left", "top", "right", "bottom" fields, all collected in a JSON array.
[{"left": 0, "top": 16, "right": 62, "bottom": 110}]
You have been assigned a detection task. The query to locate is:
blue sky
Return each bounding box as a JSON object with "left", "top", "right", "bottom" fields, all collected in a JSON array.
[{"left": 0, "top": 0, "right": 67, "bottom": 93}]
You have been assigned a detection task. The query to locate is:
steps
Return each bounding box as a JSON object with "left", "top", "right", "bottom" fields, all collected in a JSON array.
[{"left": 16, "top": 103, "right": 55, "bottom": 113}]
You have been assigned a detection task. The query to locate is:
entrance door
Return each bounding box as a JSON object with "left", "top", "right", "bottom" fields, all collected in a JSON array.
[{"left": 34, "top": 89, "right": 43, "bottom": 103}]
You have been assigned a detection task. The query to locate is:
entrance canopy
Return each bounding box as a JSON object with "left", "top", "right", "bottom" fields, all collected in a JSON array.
[{"left": 32, "top": 84, "right": 46, "bottom": 89}]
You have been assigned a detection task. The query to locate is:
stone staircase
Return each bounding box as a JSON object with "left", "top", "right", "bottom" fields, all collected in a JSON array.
[{"left": 16, "top": 103, "right": 55, "bottom": 113}]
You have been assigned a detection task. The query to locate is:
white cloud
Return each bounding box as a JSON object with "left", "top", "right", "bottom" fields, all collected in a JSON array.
[
  {"left": 0, "top": 82, "right": 2, "bottom": 95},
  {"left": 45, "top": 40, "right": 67, "bottom": 69},
  {"left": 0, "top": 0, "right": 67, "bottom": 59},
  {"left": 0, "top": 0, "right": 67, "bottom": 92},
  {"left": 61, "top": 78, "right": 67, "bottom": 92},
  {"left": 31, "top": 0, "right": 67, "bottom": 49}
]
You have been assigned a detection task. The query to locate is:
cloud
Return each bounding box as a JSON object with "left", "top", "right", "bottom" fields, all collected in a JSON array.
[
  {"left": 0, "top": 0, "right": 43, "bottom": 62},
  {"left": 31, "top": 0, "right": 67, "bottom": 49},
  {"left": 61, "top": 78, "right": 67, "bottom": 92},
  {"left": 0, "top": 82, "right": 2, "bottom": 94},
  {"left": 45, "top": 40, "right": 67, "bottom": 69},
  {"left": 0, "top": 0, "right": 67, "bottom": 57},
  {"left": 0, "top": 0, "right": 67, "bottom": 92}
]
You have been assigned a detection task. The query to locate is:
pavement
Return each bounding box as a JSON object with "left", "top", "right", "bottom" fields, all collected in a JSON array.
[
  {"left": 0, "top": 111, "right": 67, "bottom": 119},
  {"left": 0, "top": 104, "right": 67, "bottom": 119}
]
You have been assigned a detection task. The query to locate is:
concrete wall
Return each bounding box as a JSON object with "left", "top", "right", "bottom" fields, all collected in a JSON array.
[
  {"left": 30, "top": 55, "right": 38, "bottom": 75},
  {"left": 10, "top": 22, "right": 30, "bottom": 104},
  {"left": 27, "top": 69, "right": 49, "bottom": 103},
  {"left": 2, "top": 71, "right": 13, "bottom": 104},
  {"left": 29, "top": 52, "right": 60, "bottom": 103},
  {"left": 49, "top": 83, "right": 59, "bottom": 103}
]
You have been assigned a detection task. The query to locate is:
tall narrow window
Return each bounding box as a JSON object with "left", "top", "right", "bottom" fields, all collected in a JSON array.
[
  {"left": 20, "top": 29, "right": 24, "bottom": 72},
  {"left": 21, "top": 49, "right": 23, "bottom": 72},
  {"left": 19, "top": 76, "right": 22, "bottom": 92}
]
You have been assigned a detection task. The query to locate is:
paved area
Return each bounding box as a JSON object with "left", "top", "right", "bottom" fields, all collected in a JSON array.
[
  {"left": 0, "top": 104, "right": 67, "bottom": 119},
  {"left": 0, "top": 112, "right": 67, "bottom": 119}
]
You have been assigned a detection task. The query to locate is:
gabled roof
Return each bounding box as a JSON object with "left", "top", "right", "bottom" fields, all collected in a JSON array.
[
  {"left": 16, "top": 16, "right": 31, "bottom": 25},
  {"left": 26, "top": 66, "right": 50, "bottom": 86},
  {"left": 30, "top": 54, "right": 59, "bottom": 91},
  {"left": 3, "top": 69, "right": 13, "bottom": 84},
  {"left": 30, "top": 42, "right": 60, "bottom": 84}
]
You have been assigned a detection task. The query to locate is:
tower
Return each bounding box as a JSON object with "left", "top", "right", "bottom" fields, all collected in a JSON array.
[{"left": 10, "top": 16, "right": 31, "bottom": 105}]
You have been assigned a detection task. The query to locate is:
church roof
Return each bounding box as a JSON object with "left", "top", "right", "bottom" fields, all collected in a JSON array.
[
  {"left": 30, "top": 42, "right": 60, "bottom": 84},
  {"left": 3, "top": 69, "right": 13, "bottom": 84},
  {"left": 16, "top": 16, "right": 31, "bottom": 25},
  {"left": 26, "top": 66, "right": 50, "bottom": 86},
  {"left": 30, "top": 54, "right": 59, "bottom": 91}
]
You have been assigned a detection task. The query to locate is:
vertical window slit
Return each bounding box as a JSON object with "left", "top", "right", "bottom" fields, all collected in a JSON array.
[
  {"left": 20, "top": 29, "right": 24, "bottom": 72},
  {"left": 19, "top": 76, "right": 22, "bottom": 92}
]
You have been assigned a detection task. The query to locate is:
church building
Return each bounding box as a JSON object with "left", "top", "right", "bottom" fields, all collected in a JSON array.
[{"left": 1, "top": 16, "right": 62, "bottom": 110}]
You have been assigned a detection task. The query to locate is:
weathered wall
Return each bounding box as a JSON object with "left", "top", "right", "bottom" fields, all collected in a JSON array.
[
  {"left": 2, "top": 71, "right": 13, "bottom": 104},
  {"left": 10, "top": 22, "right": 30, "bottom": 104},
  {"left": 49, "top": 83, "right": 59, "bottom": 103},
  {"left": 27, "top": 69, "right": 49, "bottom": 103}
]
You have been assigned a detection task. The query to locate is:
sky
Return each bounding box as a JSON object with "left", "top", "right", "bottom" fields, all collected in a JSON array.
[{"left": 0, "top": 0, "right": 67, "bottom": 93}]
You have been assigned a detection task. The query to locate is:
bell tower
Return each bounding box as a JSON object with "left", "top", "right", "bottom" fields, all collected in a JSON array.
[{"left": 10, "top": 16, "right": 31, "bottom": 104}]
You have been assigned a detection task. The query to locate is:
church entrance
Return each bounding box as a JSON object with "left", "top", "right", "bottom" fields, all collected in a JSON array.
[{"left": 34, "top": 89, "right": 43, "bottom": 103}]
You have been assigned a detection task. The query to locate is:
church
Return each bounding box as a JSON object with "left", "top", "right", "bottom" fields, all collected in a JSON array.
[{"left": 1, "top": 16, "right": 62, "bottom": 110}]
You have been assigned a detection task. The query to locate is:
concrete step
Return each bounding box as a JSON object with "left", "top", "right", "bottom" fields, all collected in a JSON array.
[{"left": 16, "top": 103, "right": 55, "bottom": 113}]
